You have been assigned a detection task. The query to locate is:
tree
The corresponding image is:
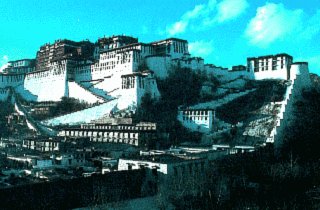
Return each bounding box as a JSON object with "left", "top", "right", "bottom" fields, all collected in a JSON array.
[
  {"left": 51, "top": 97, "right": 90, "bottom": 116},
  {"left": 281, "top": 88, "right": 320, "bottom": 161}
]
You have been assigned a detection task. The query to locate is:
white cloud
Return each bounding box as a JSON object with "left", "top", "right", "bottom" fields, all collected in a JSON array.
[
  {"left": 3, "top": 55, "right": 8, "bottom": 62},
  {"left": 167, "top": 21, "right": 189, "bottom": 36},
  {"left": 189, "top": 40, "right": 214, "bottom": 57},
  {"left": 245, "top": 3, "right": 303, "bottom": 47},
  {"left": 166, "top": 3, "right": 210, "bottom": 36},
  {"left": 0, "top": 55, "right": 9, "bottom": 72},
  {"left": 166, "top": 0, "right": 247, "bottom": 36},
  {"left": 216, "top": 0, "right": 249, "bottom": 23},
  {"left": 300, "top": 9, "right": 320, "bottom": 40}
]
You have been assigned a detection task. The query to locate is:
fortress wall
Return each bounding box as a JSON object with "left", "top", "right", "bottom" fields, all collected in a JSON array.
[
  {"left": 253, "top": 67, "right": 288, "bottom": 80},
  {"left": 118, "top": 74, "right": 160, "bottom": 110},
  {"left": 75, "top": 52, "right": 137, "bottom": 94},
  {"left": 14, "top": 84, "right": 39, "bottom": 101},
  {"left": 177, "top": 110, "right": 213, "bottom": 133},
  {"left": 144, "top": 77, "right": 161, "bottom": 99},
  {"left": 0, "top": 88, "right": 9, "bottom": 101},
  {"left": 205, "top": 66, "right": 250, "bottom": 82},
  {"left": 74, "top": 64, "right": 92, "bottom": 82},
  {"left": 175, "top": 58, "right": 205, "bottom": 72},
  {"left": 118, "top": 86, "right": 139, "bottom": 110},
  {"left": 273, "top": 63, "right": 311, "bottom": 148},
  {"left": 0, "top": 74, "right": 24, "bottom": 88},
  {"left": 24, "top": 66, "right": 68, "bottom": 102},
  {"left": 146, "top": 56, "right": 172, "bottom": 79}
]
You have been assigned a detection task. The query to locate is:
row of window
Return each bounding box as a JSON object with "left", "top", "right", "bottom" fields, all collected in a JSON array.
[
  {"left": 182, "top": 110, "right": 210, "bottom": 115},
  {"left": 0, "top": 75, "right": 24, "bottom": 82},
  {"left": 66, "top": 131, "right": 139, "bottom": 138},
  {"left": 122, "top": 77, "right": 135, "bottom": 89},
  {"left": 183, "top": 116, "right": 208, "bottom": 121},
  {"left": 253, "top": 57, "right": 286, "bottom": 72},
  {"left": 173, "top": 42, "right": 187, "bottom": 53},
  {"left": 81, "top": 125, "right": 153, "bottom": 130},
  {"left": 26, "top": 71, "right": 65, "bottom": 79},
  {"left": 91, "top": 137, "right": 139, "bottom": 146}
]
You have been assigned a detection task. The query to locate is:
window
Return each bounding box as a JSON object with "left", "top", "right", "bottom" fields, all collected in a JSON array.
[
  {"left": 272, "top": 59, "right": 277, "bottom": 70},
  {"left": 266, "top": 60, "right": 269, "bottom": 70},
  {"left": 281, "top": 57, "right": 285, "bottom": 69}
]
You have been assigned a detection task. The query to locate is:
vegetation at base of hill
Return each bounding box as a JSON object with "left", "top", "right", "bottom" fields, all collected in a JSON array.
[
  {"left": 310, "top": 73, "right": 320, "bottom": 90},
  {"left": 52, "top": 97, "right": 90, "bottom": 116},
  {"left": 280, "top": 88, "right": 320, "bottom": 161},
  {"left": 168, "top": 87, "right": 320, "bottom": 209},
  {"left": 0, "top": 101, "right": 13, "bottom": 137},
  {"left": 135, "top": 67, "right": 218, "bottom": 145},
  {"left": 32, "top": 97, "right": 91, "bottom": 120},
  {"left": 216, "top": 80, "right": 287, "bottom": 124}
]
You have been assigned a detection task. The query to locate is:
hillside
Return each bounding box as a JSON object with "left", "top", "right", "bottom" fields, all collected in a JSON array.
[{"left": 310, "top": 73, "right": 320, "bottom": 89}]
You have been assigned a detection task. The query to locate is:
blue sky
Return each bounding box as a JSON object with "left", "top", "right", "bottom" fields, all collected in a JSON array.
[{"left": 0, "top": 0, "right": 319, "bottom": 74}]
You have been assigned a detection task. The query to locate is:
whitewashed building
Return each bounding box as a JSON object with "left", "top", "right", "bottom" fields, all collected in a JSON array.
[
  {"left": 177, "top": 108, "right": 215, "bottom": 133},
  {"left": 118, "top": 154, "right": 208, "bottom": 194},
  {"left": 247, "top": 53, "right": 293, "bottom": 80}
]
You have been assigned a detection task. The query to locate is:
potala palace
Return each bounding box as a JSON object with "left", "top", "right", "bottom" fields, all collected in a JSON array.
[
  {"left": 0, "top": 35, "right": 317, "bottom": 209},
  {"left": 0, "top": 35, "right": 312, "bottom": 147}
]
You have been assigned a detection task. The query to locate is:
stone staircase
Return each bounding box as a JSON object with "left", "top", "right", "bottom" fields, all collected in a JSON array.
[
  {"left": 68, "top": 81, "right": 108, "bottom": 103},
  {"left": 13, "top": 93, "right": 57, "bottom": 136},
  {"left": 78, "top": 80, "right": 112, "bottom": 100},
  {"left": 266, "top": 64, "right": 310, "bottom": 144}
]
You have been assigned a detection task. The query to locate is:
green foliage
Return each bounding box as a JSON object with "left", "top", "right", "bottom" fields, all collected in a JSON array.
[
  {"left": 217, "top": 80, "right": 287, "bottom": 124},
  {"left": 135, "top": 67, "right": 211, "bottom": 146},
  {"left": 0, "top": 101, "right": 13, "bottom": 137},
  {"left": 281, "top": 88, "right": 320, "bottom": 161},
  {"left": 197, "top": 87, "right": 320, "bottom": 209},
  {"left": 157, "top": 66, "right": 202, "bottom": 106},
  {"left": 51, "top": 97, "right": 90, "bottom": 117}
]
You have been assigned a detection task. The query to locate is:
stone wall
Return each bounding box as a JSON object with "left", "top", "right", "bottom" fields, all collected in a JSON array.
[{"left": 0, "top": 169, "right": 147, "bottom": 210}]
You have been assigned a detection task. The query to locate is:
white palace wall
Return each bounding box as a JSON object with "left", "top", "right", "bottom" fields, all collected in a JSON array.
[
  {"left": 24, "top": 62, "right": 69, "bottom": 102},
  {"left": 248, "top": 55, "right": 293, "bottom": 80},
  {"left": 118, "top": 73, "right": 160, "bottom": 110},
  {"left": 177, "top": 110, "right": 214, "bottom": 133},
  {"left": 74, "top": 50, "right": 139, "bottom": 94}
]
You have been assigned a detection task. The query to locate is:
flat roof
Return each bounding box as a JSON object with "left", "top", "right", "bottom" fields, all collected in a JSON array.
[
  {"left": 121, "top": 70, "right": 153, "bottom": 78},
  {"left": 150, "top": 37, "right": 188, "bottom": 44},
  {"left": 292, "top": 62, "right": 308, "bottom": 65},
  {"left": 100, "top": 42, "right": 151, "bottom": 53},
  {"left": 247, "top": 53, "right": 293, "bottom": 60},
  {"left": 121, "top": 154, "right": 204, "bottom": 164},
  {"left": 9, "top": 59, "right": 35, "bottom": 63}
]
